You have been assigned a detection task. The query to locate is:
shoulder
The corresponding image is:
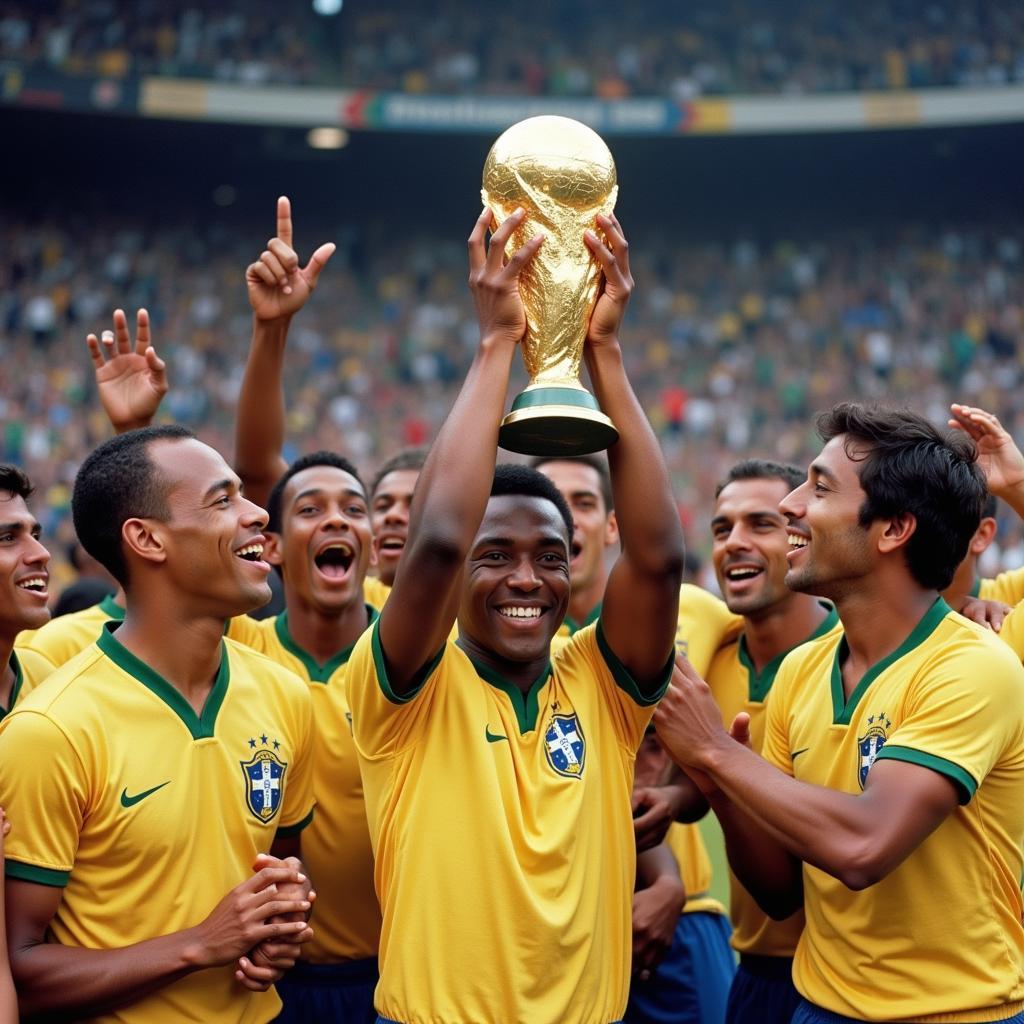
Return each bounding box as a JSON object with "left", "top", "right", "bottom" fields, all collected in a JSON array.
[
  {"left": 919, "top": 611, "right": 1024, "bottom": 688},
  {"left": 14, "top": 646, "right": 57, "bottom": 691},
  {"left": 678, "top": 583, "right": 742, "bottom": 639},
  {"left": 223, "top": 637, "right": 308, "bottom": 700},
  {"left": 362, "top": 576, "right": 391, "bottom": 611},
  {"left": 225, "top": 613, "right": 276, "bottom": 651},
  {"left": 706, "top": 633, "right": 741, "bottom": 678},
  {"left": 22, "top": 604, "right": 106, "bottom": 660},
  {"left": 775, "top": 627, "right": 842, "bottom": 688}
]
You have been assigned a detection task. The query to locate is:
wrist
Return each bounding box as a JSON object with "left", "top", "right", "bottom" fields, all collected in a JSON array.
[
  {"left": 649, "top": 873, "right": 686, "bottom": 908},
  {"left": 252, "top": 311, "right": 293, "bottom": 336},
  {"left": 179, "top": 926, "right": 213, "bottom": 971},
  {"left": 114, "top": 418, "right": 152, "bottom": 435}
]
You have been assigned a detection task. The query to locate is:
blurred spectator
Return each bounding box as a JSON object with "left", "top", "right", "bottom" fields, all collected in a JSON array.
[{"left": 2, "top": 0, "right": 1023, "bottom": 97}]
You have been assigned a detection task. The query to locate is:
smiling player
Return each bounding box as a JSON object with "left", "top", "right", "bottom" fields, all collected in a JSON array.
[
  {"left": 347, "top": 207, "right": 683, "bottom": 1024},
  {"left": 655, "top": 404, "right": 1024, "bottom": 1023},
  {"left": 0, "top": 427, "right": 316, "bottom": 1022}
]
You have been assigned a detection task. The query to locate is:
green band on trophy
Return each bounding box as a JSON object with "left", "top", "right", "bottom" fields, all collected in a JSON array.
[{"left": 509, "top": 387, "right": 602, "bottom": 413}]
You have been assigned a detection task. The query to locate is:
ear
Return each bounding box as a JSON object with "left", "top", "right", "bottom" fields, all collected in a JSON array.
[
  {"left": 121, "top": 518, "right": 167, "bottom": 569},
  {"left": 969, "top": 517, "right": 998, "bottom": 556},
  {"left": 877, "top": 513, "right": 917, "bottom": 555},
  {"left": 262, "top": 531, "right": 284, "bottom": 567},
  {"left": 604, "top": 510, "right": 620, "bottom": 547},
  {"left": 368, "top": 536, "right": 379, "bottom": 569}
]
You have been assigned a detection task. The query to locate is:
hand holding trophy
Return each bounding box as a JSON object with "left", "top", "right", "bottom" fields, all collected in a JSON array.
[{"left": 482, "top": 115, "right": 620, "bottom": 455}]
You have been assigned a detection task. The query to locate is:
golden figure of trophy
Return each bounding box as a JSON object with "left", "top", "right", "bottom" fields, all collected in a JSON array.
[{"left": 482, "top": 115, "right": 620, "bottom": 455}]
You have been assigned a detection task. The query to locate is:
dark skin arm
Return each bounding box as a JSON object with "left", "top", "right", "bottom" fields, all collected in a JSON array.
[
  {"left": 582, "top": 215, "right": 684, "bottom": 689},
  {"left": 654, "top": 658, "right": 962, "bottom": 898},
  {"left": 632, "top": 844, "right": 686, "bottom": 979},
  {"left": 237, "top": 196, "right": 335, "bottom": 509},
  {"left": 632, "top": 760, "right": 709, "bottom": 851},
  {"left": 378, "top": 208, "right": 543, "bottom": 693},
  {"left": 7, "top": 866, "right": 311, "bottom": 1017}
]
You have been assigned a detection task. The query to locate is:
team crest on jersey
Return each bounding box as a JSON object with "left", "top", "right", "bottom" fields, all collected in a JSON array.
[
  {"left": 857, "top": 712, "right": 891, "bottom": 789},
  {"left": 241, "top": 747, "right": 288, "bottom": 822},
  {"left": 545, "top": 713, "right": 586, "bottom": 778}
]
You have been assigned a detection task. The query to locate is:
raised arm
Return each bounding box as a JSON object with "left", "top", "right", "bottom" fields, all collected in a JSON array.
[
  {"left": 377, "top": 208, "right": 542, "bottom": 692},
  {"left": 237, "top": 196, "right": 335, "bottom": 508},
  {"left": 583, "top": 214, "right": 684, "bottom": 688},
  {"left": 87, "top": 308, "right": 168, "bottom": 434}
]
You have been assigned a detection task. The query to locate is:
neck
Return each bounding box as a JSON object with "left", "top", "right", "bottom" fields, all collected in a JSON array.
[
  {"left": 833, "top": 575, "right": 938, "bottom": 672},
  {"left": 283, "top": 589, "right": 370, "bottom": 663},
  {"left": 568, "top": 568, "right": 609, "bottom": 627},
  {"left": 114, "top": 600, "right": 225, "bottom": 709},
  {"left": 0, "top": 634, "right": 15, "bottom": 709},
  {"left": 742, "top": 594, "right": 830, "bottom": 672},
  {"left": 457, "top": 631, "right": 549, "bottom": 694},
  {"left": 941, "top": 555, "right": 977, "bottom": 611}
]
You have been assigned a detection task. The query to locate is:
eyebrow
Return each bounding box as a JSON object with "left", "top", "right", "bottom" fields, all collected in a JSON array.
[
  {"left": 0, "top": 521, "right": 30, "bottom": 534},
  {"left": 293, "top": 487, "right": 367, "bottom": 503},
  {"left": 203, "top": 478, "right": 236, "bottom": 501},
  {"left": 809, "top": 462, "right": 839, "bottom": 484}
]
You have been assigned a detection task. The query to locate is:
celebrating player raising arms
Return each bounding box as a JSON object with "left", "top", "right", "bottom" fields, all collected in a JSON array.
[
  {"left": 347, "top": 207, "right": 683, "bottom": 1024},
  {"left": 656, "top": 404, "right": 1024, "bottom": 1023},
  {"left": 0, "top": 427, "right": 316, "bottom": 1022}
]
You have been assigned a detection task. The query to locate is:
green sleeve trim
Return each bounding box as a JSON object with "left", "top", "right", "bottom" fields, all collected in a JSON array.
[
  {"left": 874, "top": 744, "right": 977, "bottom": 804},
  {"left": 5, "top": 860, "right": 69, "bottom": 887},
  {"left": 276, "top": 807, "right": 315, "bottom": 838},
  {"left": 371, "top": 618, "right": 443, "bottom": 706},
  {"left": 595, "top": 619, "right": 673, "bottom": 706}
]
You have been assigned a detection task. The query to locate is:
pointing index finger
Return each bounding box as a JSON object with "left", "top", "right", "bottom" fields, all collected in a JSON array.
[{"left": 276, "top": 196, "right": 293, "bottom": 249}]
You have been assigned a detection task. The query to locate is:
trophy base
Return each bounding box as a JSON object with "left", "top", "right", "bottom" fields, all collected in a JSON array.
[{"left": 498, "top": 386, "right": 619, "bottom": 456}]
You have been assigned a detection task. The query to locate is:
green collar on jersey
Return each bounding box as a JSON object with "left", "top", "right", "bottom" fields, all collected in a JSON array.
[
  {"left": 564, "top": 602, "right": 601, "bottom": 636},
  {"left": 0, "top": 652, "right": 24, "bottom": 721},
  {"left": 97, "top": 622, "right": 228, "bottom": 740},
  {"left": 830, "top": 597, "right": 951, "bottom": 725},
  {"left": 738, "top": 603, "right": 839, "bottom": 704},
  {"left": 463, "top": 651, "right": 552, "bottom": 735},
  {"left": 273, "top": 605, "right": 378, "bottom": 683},
  {"left": 99, "top": 594, "right": 126, "bottom": 621},
  {"left": 969, "top": 577, "right": 981, "bottom": 599}
]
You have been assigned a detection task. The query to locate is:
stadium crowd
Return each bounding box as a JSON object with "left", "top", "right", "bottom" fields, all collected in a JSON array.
[
  {"left": 3, "top": 0, "right": 1024, "bottom": 96},
  {"left": 2, "top": 208, "right": 1022, "bottom": 586}
]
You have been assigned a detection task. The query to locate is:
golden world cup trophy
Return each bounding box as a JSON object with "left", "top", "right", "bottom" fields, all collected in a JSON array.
[{"left": 482, "top": 115, "right": 620, "bottom": 455}]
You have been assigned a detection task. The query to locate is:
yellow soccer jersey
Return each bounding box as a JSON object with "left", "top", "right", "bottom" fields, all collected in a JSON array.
[
  {"left": 999, "top": 604, "right": 1024, "bottom": 661},
  {"left": 2, "top": 648, "right": 53, "bottom": 717},
  {"left": 0, "top": 627, "right": 315, "bottom": 1024},
  {"left": 706, "top": 604, "right": 839, "bottom": 957},
  {"left": 226, "top": 607, "right": 381, "bottom": 963},
  {"left": 363, "top": 576, "right": 391, "bottom": 610},
  {"left": 350, "top": 619, "right": 672, "bottom": 1024},
  {"left": 761, "top": 599, "right": 1024, "bottom": 1021},
  {"left": 556, "top": 585, "right": 740, "bottom": 677},
  {"left": 978, "top": 566, "right": 1024, "bottom": 607},
  {"left": 666, "top": 824, "right": 725, "bottom": 916},
  {"left": 22, "top": 593, "right": 123, "bottom": 670}
]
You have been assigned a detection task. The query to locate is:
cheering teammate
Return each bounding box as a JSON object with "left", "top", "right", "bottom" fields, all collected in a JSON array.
[
  {"left": 704, "top": 459, "right": 839, "bottom": 1022},
  {"left": 0, "top": 426, "right": 316, "bottom": 1021},
  {"left": 534, "top": 453, "right": 736, "bottom": 1023},
  {"left": 656, "top": 404, "right": 1024, "bottom": 1022},
  {"left": 369, "top": 449, "right": 426, "bottom": 590},
  {"left": 347, "top": 207, "right": 683, "bottom": 1024}
]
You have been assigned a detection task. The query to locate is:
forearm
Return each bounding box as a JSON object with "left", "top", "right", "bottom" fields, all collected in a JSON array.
[
  {"left": 403, "top": 338, "right": 515, "bottom": 565},
  {"left": 707, "top": 790, "right": 802, "bottom": 919},
  {"left": 996, "top": 482, "right": 1024, "bottom": 520},
  {"left": 702, "top": 742, "right": 891, "bottom": 889},
  {"left": 585, "top": 343, "right": 684, "bottom": 579},
  {"left": 235, "top": 315, "right": 291, "bottom": 509},
  {"left": 12, "top": 928, "right": 205, "bottom": 1018}
]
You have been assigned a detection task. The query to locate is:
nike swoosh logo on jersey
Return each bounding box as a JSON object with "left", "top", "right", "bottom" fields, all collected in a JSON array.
[
  {"left": 791, "top": 748, "right": 810, "bottom": 760},
  {"left": 485, "top": 726, "right": 508, "bottom": 743},
  {"left": 120, "top": 781, "right": 171, "bottom": 807}
]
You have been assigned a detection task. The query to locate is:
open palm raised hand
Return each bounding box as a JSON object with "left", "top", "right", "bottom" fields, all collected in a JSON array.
[{"left": 87, "top": 308, "right": 168, "bottom": 433}]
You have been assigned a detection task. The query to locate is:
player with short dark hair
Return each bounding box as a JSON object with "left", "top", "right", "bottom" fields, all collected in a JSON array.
[
  {"left": 0, "top": 426, "right": 317, "bottom": 1022},
  {"left": 705, "top": 458, "right": 839, "bottom": 1023},
  {"left": 347, "top": 207, "right": 683, "bottom": 1024},
  {"left": 370, "top": 448, "right": 427, "bottom": 589},
  {"left": 0, "top": 465, "right": 54, "bottom": 714},
  {"left": 655, "top": 403, "right": 1024, "bottom": 1023}
]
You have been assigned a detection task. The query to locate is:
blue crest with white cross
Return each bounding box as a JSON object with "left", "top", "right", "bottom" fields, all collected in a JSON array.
[
  {"left": 857, "top": 712, "right": 891, "bottom": 789},
  {"left": 545, "top": 713, "right": 586, "bottom": 779},
  {"left": 240, "top": 748, "right": 288, "bottom": 823}
]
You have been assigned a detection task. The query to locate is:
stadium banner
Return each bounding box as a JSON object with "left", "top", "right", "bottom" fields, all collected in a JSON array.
[{"left": 3, "top": 64, "right": 1023, "bottom": 136}]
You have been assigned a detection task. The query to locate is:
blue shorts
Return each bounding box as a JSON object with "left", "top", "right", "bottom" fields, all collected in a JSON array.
[
  {"left": 624, "top": 911, "right": 736, "bottom": 1024},
  {"left": 792, "top": 999, "right": 1024, "bottom": 1024},
  {"left": 274, "top": 957, "right": 378, "bottom": 1024},
  {"left": 726, "top": 956, "right": 799, "bottom": 1024}
]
